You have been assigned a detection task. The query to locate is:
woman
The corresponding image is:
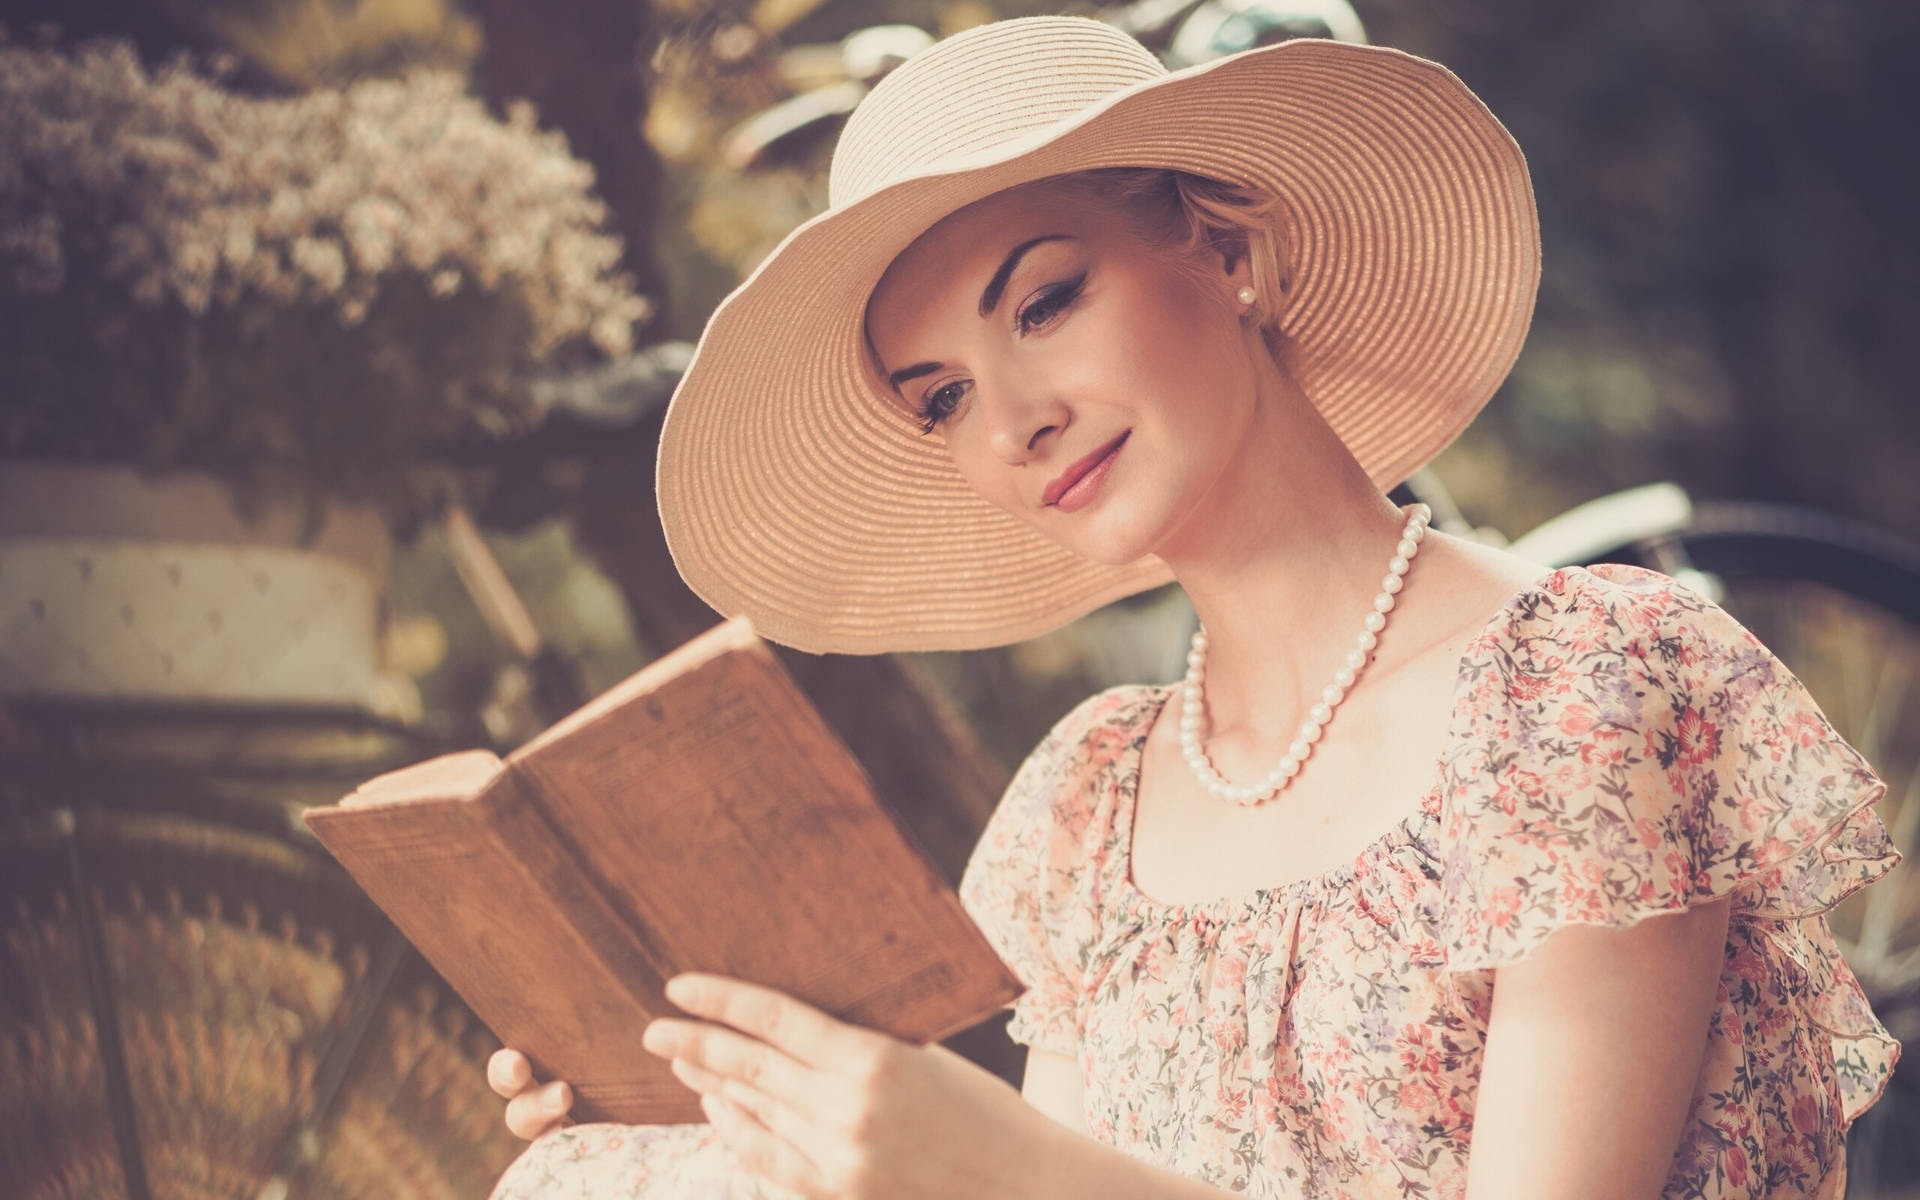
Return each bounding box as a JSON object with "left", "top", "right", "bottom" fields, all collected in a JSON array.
[{"left": 486, "top": 16, "right": 1901, "bottom": 1200}]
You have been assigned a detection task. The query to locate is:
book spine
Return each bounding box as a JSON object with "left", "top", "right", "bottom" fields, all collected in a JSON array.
[
  {"left": 466, "top": 768, "right": 707, "bottom": 1125},
  {"left": 469, "top": 765, "right": 677, "bottom": 1016}
]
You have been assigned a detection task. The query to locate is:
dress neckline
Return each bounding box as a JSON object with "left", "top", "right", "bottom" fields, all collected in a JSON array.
[{"left": 1111, "top": 562, "right": 1580, "bottom": 924}]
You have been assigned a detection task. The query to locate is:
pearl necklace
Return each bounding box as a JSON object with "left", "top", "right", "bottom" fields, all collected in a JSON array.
[{"left": 1180, "top": 503, "right": 1432, "bottom": 807}]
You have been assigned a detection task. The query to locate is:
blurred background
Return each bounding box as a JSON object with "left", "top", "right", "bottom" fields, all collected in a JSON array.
[{"left": 1, "top": 0, "right": 1916, "bottom": 1196}]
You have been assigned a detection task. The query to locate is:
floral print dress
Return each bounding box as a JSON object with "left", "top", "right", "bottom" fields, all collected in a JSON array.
[{"left": 490, "top": 562, "right": 1902, "bottom": 1200}]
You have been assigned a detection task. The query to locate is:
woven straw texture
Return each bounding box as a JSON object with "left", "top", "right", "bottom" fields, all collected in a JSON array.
[{"left": 655, "top": 16, "right": 1539, "bottom": 655}]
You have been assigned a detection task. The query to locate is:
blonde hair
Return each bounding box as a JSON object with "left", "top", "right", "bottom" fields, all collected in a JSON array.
[{"left": 1034, "top": 166, "right": 1296, "bottom": 366}]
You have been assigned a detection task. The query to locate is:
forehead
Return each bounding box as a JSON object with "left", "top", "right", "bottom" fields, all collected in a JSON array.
[{"left": 867, "top": 181, "right": 1122, "bottom": 338}]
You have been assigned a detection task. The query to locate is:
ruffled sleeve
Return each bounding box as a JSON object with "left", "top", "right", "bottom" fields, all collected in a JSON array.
[
  {"left": 1433, "top": 563, "right": 1901, "bottom": 1112},
  {"left": 957, "top": 688, "right": 1122, "bottom": 1057}
]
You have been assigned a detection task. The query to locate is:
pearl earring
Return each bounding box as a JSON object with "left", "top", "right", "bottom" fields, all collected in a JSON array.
[{"left": 1236, "top": 285, "right": 1257, "bottom": 306}]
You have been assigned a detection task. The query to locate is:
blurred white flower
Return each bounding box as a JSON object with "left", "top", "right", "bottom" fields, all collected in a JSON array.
[{"left": 0, "top": 35, "right": 650, "bottom": 362}]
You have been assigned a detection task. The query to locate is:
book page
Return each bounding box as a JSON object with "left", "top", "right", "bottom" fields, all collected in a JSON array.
[
  {"left": 511, "top": 616, "right": 757, "bottom": 759},
  {"left": 339, "top": 747, "right": 503, "bottom": 807}
]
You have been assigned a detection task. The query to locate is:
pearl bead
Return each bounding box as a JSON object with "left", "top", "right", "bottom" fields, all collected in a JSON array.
[{"left": 1177, "top": 502, "right": 1428, "bottom": 806}]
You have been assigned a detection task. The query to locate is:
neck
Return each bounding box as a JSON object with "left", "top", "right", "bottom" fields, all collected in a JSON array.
[{"left": 1151, "top": 344, "right": 1423, "bottom": 743}]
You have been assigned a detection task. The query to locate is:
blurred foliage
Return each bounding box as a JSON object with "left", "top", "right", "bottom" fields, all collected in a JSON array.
[
  {"left": 1361, "top": 0, "right": 1919, "bottom": 544},
  {"left": 384, "top": 514, "right": 653, "bottom": 744},
  {"left": 162, "top": 0, "right": 482, "bottom": 87},
  {"left": 636, "top": 0, "right": 1057, "bottom": 341}
]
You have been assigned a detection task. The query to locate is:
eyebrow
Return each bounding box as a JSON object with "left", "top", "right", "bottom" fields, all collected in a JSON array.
[{"left": 883, "top": 233, "right": 1075, "bottom": 392}]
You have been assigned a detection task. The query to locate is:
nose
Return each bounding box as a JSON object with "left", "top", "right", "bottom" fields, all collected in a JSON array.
[{"left": 979, "top": 368, "right": 1067, "bottom": 464}]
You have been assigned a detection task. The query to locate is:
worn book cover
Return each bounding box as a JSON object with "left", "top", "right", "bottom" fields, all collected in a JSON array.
[{"left": 301, "top": 616, "right": 1023, "bottom": 1126}]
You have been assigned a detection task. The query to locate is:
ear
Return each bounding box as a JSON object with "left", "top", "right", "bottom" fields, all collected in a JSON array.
[{"left": 1214, "top": 234, "right": 1254, "bottom": 300}]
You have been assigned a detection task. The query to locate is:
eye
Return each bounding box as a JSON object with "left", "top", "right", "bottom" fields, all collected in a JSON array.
[
  {"left": 1015, "top": 272, "right": 1087, "bottom": 334},
  {"left": 914, "top": 380, "right": 967, "bottom": 435}
]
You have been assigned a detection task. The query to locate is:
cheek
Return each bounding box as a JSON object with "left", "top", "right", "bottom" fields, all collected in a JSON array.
[
  {"left": 1089, "top": 279, "right": 1234, "bottom": 385},
  {"left": 941, "top": 434, "right": 1023, "bottom": 514}
]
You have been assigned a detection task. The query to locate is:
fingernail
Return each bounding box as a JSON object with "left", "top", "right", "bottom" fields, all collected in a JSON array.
[{"left": 544, "top": 1085, "right": 568, "bottom": 1115}]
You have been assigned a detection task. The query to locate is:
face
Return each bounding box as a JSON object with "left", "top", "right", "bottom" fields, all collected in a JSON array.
[{"left": 864, "top": 179, "right": 1261, "bottom": 567}]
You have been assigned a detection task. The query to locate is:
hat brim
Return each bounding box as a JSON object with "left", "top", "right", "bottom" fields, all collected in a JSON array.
[{"left": 656, "top": 37, "right": 1539, "bottom": 655}]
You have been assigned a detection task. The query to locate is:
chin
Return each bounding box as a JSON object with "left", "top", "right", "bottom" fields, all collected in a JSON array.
[
  {"left": 1051, "top": 520, "right": 1161, "bottom": 568},
  {"left": 1021, "top": 476, "right": 1166, "bottom": 562}
]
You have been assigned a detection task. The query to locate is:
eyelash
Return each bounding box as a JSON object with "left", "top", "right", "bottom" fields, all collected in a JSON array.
[{"left": 913, "top": 272, "right": 1089, "bottom": 435}]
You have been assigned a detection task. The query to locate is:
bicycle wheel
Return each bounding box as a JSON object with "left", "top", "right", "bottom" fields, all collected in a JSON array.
[{"left": 0, "top": 705, "right": 528, "bottom": 1200}]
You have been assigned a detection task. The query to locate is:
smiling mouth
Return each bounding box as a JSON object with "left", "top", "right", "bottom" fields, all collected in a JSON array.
[{"left": 1045, "top": 430, "right": 1129, "bottom": 508}]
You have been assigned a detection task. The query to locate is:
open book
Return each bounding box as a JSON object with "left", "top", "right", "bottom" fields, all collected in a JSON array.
[{"left": 301, "top": 616, "right": 1023, "bottom": 1126}]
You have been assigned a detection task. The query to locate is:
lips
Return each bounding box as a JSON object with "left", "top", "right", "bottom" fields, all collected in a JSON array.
[{"left": 1044, "top": 431, "right": 1130, "bottom": 507}]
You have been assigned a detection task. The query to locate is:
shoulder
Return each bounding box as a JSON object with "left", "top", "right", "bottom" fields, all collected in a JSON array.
[
  {"left": 1429, "top": 561, "right": 1895, "bottom": 990},
  {"left": 959, "top": 682, "right": 1159, "bottom": 905},
  {"left": 1438, "top": 560, "right": 1821, "bottom": 831},
  {"left": 1517, "top": 560, "right": 1753, "bottom": 647},
  {"left": 997, "top": 682, "right": 1162, "bottom": 824},
  {"left": 1441, "top": 559, "right": 1879, "bottom": 839},
  {"left": 1457, "top": 561, "right": 1767, "bottom": 716},
  {"left": 1027, "top": 683, "right": 1162, "bottom": 769}
]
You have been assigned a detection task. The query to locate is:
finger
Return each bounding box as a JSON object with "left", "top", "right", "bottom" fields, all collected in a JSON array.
[
  {"left": 664, "top": 974, "right": 871, "bottom": 1070},
  {"left": 504, "top": 1079, "right": 573, "bottom": 1141},
  {"left": 672, "top": 1055, "right": 834, "bottom": 1171},
  {"left": 669, "top": 1055, "right": 727, "bottom": 1094},
  {"left": 503, "top": 1083, "right": 571, "bottom": 1141},
  {"left": 701, "top": 1092, "right": 829, "bottom": 1199},
  {"left": 647, "top": 1018, "right": 840, "bottom": 1119},
  {"left": 488, "top": 1048, "right": 532, "bottom": 1098},
  {"left": 707, "top": 1073, "right": 842, "bottom": 1176}
]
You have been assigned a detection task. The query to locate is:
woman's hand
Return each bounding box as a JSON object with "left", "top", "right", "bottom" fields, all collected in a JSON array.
[
  {"left": 644, "top": 972, "right": 1062, "bottom": 1200},
  {"left": 486, "top": 1046, "right": 576, "bottom": 1140}
]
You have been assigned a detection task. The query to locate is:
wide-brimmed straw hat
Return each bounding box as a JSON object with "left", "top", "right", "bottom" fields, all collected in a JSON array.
[{"left": 654, "top": 14, "right": 1539, "bottom": 656}]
